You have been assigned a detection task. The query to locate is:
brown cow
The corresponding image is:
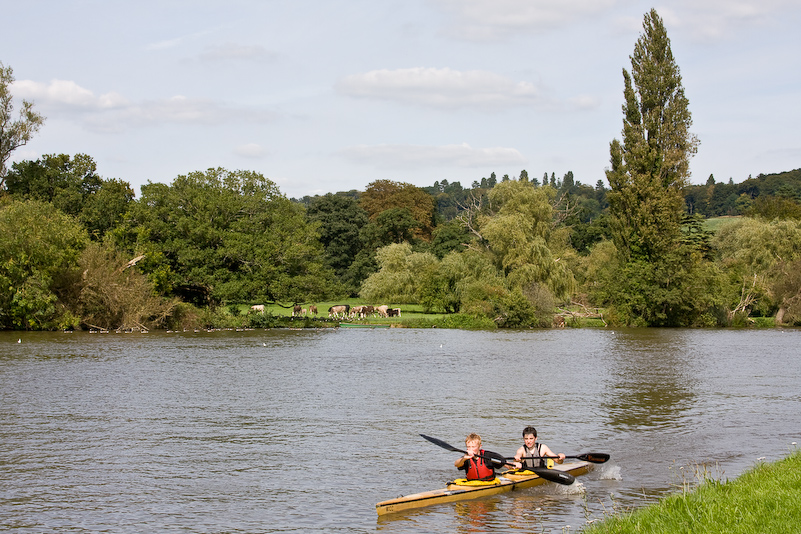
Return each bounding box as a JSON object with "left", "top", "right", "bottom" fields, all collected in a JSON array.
[
  {"left": 376, "top": 305, "right": 389, "bottom": 317},
  {"left": 292, "top": 305, "right": 302, "bottom": 316},
  {"left": 328, "top": 304, "right": 350, "bottom": 317},
  {"left": 309, "top": 305, "right": 318, "bottom": 315}
]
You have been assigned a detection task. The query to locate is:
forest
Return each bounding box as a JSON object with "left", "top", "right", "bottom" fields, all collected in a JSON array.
[{"left": 2, "top": 10, "right": 800, "bottom": 331}]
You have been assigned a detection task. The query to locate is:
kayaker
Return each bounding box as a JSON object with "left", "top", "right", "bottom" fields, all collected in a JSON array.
[
  {"left": 514, "top": 426, "right": 566, "bottom": 468},
  {"left": 454, "top": 433, "right": 519, "bottom": 480}
]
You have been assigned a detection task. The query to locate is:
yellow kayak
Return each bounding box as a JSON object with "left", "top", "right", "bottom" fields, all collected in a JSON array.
[{"left": 376, "top": 461, "right": 591, "bottom": 516}]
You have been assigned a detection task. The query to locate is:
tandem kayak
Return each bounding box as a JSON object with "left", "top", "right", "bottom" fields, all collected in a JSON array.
[{"left": 375, "top": 461, "right": 591, "bottom": 516}]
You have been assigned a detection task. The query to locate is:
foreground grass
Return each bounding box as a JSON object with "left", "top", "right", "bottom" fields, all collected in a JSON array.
[{"left": 583, "top": 449, "right": 801, "bottom": 534}]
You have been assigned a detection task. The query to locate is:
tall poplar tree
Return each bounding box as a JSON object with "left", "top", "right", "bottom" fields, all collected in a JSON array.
[
  {"left": 607, "top": 8, "right": 698, "bottom": 261},
  {"left": 603, "top": 9, "right": 707, "bottom": 326}
]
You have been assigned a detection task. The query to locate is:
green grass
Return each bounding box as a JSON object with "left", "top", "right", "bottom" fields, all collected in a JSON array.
[
  {"left": 703, "top": 216, "right": 742, "bottom": 233},
  {"left": 582, "top": 449, "right": 801, "bottom": 534}
]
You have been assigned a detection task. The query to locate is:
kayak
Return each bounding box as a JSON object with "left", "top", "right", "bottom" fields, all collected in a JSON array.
[{"left": 376, "top": 461, "right": 591, "bottom": 516}]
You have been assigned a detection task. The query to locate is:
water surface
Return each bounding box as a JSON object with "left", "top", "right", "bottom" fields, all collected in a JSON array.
[{"left": 2, "top": 328, "right": 799, "bottom": 532}]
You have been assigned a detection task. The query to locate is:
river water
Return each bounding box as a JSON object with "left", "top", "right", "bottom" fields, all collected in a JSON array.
[{"left": 1, "top": 328, "right": 799, "bottom": 533}]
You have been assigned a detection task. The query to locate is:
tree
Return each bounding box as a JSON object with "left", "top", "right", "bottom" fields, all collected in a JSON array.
[
  {"left": 6, "top": 153, "right": 134, "bottom": 238},
  {"left": 607, "top": 9, "right": 697, "bottom": 262},
  {"left": 713, "top": 218, "right": 801, "bottom": 324},
  {"left": 61, "top": 242, "right": 178, "bottom": 331},
  {"left": 0, "top": 200, "right": 88, "bottom": 329},
  {"left": 603, "top": 9, "right": 703, "bottom": 325},
  {"left": 116, "top": 168, "right": 337, "bottom": 305},
  {"left": 306, "top": 193, "right": 369, "bottom": 286},
  {"left": 470, "top": 180, "right": 575, "bottom": 301},
  {"left": 359, "top": 243, "right": 438, "bottom": 304},
  {"left": 360, "top": 180, "right": 436, "bottom": 240},
  {"left": 1, "top": 62, "right": 45, "bottom": 188}
]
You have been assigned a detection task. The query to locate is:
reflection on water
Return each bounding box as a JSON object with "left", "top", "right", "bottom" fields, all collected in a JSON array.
[
  {"left": 604, "top": 329, "right": 700, "bottom": 431},
  {"left": 2, "top": 328, "right": 800, "bottom": 533}
]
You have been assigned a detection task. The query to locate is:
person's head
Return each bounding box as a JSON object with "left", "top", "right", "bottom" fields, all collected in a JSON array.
[
  {"left": 522, "top": 426, "right": 537, "bottom": 447},
  {"left": 465, "top": 433, "right": 482, "bottom": 453}
]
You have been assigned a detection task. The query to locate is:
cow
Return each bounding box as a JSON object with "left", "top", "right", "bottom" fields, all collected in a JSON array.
[
  {"left": 362, "top": 305, "right": 375, "bottom": 317},
  {"left": 328, "top": 304, "right": 350, "bottom": 317},
  {"left": 553, "top": 315, "right": 566, "bottom": 328},
  {"left": 349, "top": 305, "right": 364, "bottom": 317},
  {"left": 376, "top": 305, "right": 389, "bottom": 317},
  {"left": 292, "top": 305, "right": 302, "bottom": 316},
  {"left": 250, "top": 304, "right": 265, "bottom": 313},
  {"left": 309, "top": 305, "right": 318, "bottom": 315},
  {"left": 387, "top": 308, "right": 401, "bottom": 317}
]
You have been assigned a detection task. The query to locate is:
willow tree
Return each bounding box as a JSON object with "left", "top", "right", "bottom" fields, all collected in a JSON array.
[{"left": 604, "top": 9, "right": 709, "bottom": 326}]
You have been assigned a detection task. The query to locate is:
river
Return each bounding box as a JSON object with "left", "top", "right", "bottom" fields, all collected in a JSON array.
[{"left": 1, "top": 328, "right": 799, "bottom": 533}]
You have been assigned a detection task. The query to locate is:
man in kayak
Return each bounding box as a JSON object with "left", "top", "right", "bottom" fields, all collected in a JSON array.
[
  {"left": 514, "top": 426, "right": 566, "bottom": 468},
  {"left": 454, "top": 433, "right": 520, "bottom": 480}
]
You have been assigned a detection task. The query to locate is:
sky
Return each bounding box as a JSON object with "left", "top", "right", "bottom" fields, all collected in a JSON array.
[{"left": 3, "top": 0, "right": 800, "bottom": 200}]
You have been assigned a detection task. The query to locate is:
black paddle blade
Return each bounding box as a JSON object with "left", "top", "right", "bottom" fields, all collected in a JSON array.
[
  {"left": 532, "top": 467, "right": 575, "bottom": 485},
  {"left": 577, "top": 453, "right": 610, "bottom": 464},
  {"left": 420, "top": 434, "right": 464, "bottom": 454}
]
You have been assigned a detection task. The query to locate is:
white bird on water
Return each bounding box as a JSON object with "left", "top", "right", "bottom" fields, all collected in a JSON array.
[{"left": 17, "top": 339, "right": 21, "bottom": 343}]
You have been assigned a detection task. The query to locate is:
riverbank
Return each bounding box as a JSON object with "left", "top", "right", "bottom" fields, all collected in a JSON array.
[{"left": 582, "top": 448, "right": 801, "bottom": 533}]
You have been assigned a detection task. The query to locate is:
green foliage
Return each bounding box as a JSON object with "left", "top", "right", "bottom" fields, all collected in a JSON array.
[
  {"left": 305, "top": 193, "right": 369, "bottom": 291},
  {"left": 1, "top": 61, "right": 45, "bottom": 185},
  {"left": 713, "top": 218, "right": 801, "bottom": 324},
  {"left": 606, "top": 9, "right": 696, "bottom": 263},
  {"left": 360, "top": 180, "right": 436, "bottom": 240},
  {"left": 402, "top": 313, "right": 497, "bottom": 330},
  {"left": 361, "top": 207, "right": 421, "bottom": 248},
  {"left": 602, "top": 9, "right": 709, "bottom": 326},
  {"left": 61, "top": 242, "right": 178, "bottom": 331},
  {"left": 429, "top": 218, "right": 472, "bottom": 258},
  {"left": 115, "top": 168, "right": 339, "bottom": 305},
  {"left": 0, "top": 199, "right": 88, "bottom": 329},
  {"left": 6, "top": 153, "right": 134, "bottom": 238},
  {"left": 685, "top": 168, "right": 801, "bottom": 218},
  {"left": 360, "top": 243, "right": 439, "bottom": 304},
  {"left": 474, "top": 180, "right": 575, "bottom": 301}
]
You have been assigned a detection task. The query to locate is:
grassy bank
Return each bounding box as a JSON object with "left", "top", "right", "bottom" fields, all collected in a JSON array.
[
  {"left": 582, "top": 449, "right": 801, "bottom": 534},
  {"left": 169, "top": 298, "right": 780, "bottom": 331}
]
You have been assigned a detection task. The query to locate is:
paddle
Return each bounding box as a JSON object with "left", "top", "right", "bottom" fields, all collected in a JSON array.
[
  {"left": 419, "top": 434, "right": 575, "bottom": 486},
  {"left": 510, "top": 452, "right": 610, "bottom": 464}
]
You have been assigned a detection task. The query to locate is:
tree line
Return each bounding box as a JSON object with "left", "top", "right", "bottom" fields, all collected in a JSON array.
[{"left": 2, "top": 10, "right": 800, "bottom": 331}]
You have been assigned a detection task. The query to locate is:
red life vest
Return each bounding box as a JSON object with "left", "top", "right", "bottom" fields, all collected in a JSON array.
[{"left": 465, "top": 450, "right": 495, "bottom": 481}]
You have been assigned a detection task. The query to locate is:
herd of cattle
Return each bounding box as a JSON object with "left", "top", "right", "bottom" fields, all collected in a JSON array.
[
  {"left": 248, "top": 304, "right": 401, "bottom": 318},
  {"left": 326, "top": 304, "right": 401, "bottom": 318}
]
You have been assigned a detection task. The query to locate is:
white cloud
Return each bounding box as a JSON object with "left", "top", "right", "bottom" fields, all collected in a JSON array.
[
  {"left": 337, "top": 67, "right": 541, "bottom": 109},
  {"left": 11, "top": 79, "right": 275, "bottom": 133},
  {"left": 12, "top": 79, "right": 128, "bottom": 109},
  {"left": 660, "top": 0, "right": 796, "bottom": 41},
  {"left": 430, "top": 0, "right": 794, "bottom": 42},
  {"left": 430, "top": 0, "right": 622, "bottom": 40},
  {"left": 340, "top": 142, "right": 526, "bottom": 169},
  {"left": 234, "top": 143, "right": 267, "bottom": 158}
]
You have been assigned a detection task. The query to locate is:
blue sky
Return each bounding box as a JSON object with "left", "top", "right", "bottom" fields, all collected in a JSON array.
[{"left": 4, "top": 0, "right": 800, "bottom": 199}]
